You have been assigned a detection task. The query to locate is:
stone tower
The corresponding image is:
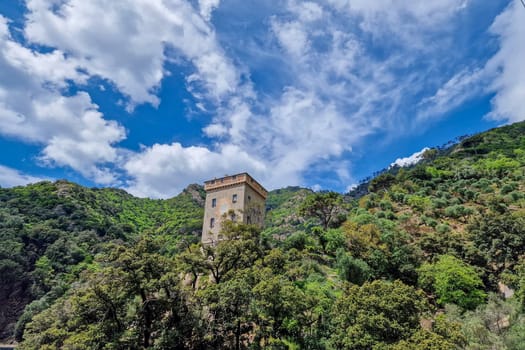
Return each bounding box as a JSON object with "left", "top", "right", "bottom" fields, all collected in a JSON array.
[{"left": 201, "top": 173, "right": 267, "bottom": 244}]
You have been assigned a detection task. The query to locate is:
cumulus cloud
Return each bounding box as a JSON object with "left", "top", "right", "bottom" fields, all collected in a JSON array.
[
  {"left": 485, "top": 1, "right": 525, "bottom": 123},
  {"left": 0, "top": 164, "right": 47, "bottom": 187},
  {"left": 390, "top": 147, "right": 430, "bottom": 168},
  {"left": 0, "top": 0, "right": 245, "bottom": 191},
  {"left": 0, "top": 0, "right": 518, "bottom": 198},
  {"left": 124, "top": 143, "right": 266, "bottom": 198},
  {"left": 24, "top": 0, "right": 238, "bottom": 107},
  {"left": 0, "top": 16, "right": 125, "bottom": 184}
]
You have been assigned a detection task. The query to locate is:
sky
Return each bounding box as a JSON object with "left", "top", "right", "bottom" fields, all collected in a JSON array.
[{"left": 0, "top": 0, "right": 524, "bottom": 198}]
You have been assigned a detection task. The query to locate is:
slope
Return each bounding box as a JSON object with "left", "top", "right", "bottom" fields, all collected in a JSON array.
[{"left": 0, "top": 180, "right": 204, "bottom": 339}]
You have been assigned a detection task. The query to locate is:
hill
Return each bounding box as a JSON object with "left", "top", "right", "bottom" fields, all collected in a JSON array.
[
  {"left": 361, "top": 121, "right": 525, "bottom": 282},
  {"left": 2, "top": 121, "right": 525, "bottom": 349},
  {"left": 0, "top": 181, "right": 204, "bottom": 339}
]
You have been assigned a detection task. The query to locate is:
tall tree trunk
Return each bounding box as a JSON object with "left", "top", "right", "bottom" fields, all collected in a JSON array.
[
  {"left": 236, "top": 319, "right": 241, "bottom": 350},
  {"left": 141, "top": 289, "right": 152, "bottom": 348}
]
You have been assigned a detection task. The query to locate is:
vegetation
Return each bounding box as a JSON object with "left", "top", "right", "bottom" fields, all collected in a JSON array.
[
  {"left": 0, "top": 181, "right": 203, "bottom": 340},
  {"left": 2, "top": 121, "right": 525, "bottom": 348},
  {"left": 418, "top": 255, "right": 486, "bottom": 310}
]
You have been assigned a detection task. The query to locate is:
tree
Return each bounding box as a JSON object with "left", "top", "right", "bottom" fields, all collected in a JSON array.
[
  {"left": 468, "top": 211, "right": 525, "bottom": 275},
  {"left": 201, "top": 220, "right": 262, "bottom": 284},
  {"left": 388, "top": 330, "right": 458, "bottom": 350},
  {"left": 443, "top": 296, "right": 523, "bottom": 350},
  {"left": 368, "top": 173, "right": 396, "bottom": 193},
  {"left": 328, "top": 280, "right": 428, "bottom": 349},
  {"left": 251, "top": 268, "right": 308, "bottom": 345},
  {"left": 177, "top": 243, "right": 207, "bottom": 290},
  {"left": 21, "top": 236, "right": 197, "bottom": 349},
  {"left": 299, "top": 192, "right": 346, "bottom": 230},
  {"left": 199, "top": 269, "right": 255, "bottom": 350},
  {"left": 418, "top": 255, "right": 486, "bottom": 310},
  {"left": 336, "top": 250, "right": 372, "bottom": 285}
]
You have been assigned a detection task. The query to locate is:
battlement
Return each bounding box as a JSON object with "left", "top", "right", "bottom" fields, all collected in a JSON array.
[{"left": 204, "top": 172, "right": 268, "bottom": 199}]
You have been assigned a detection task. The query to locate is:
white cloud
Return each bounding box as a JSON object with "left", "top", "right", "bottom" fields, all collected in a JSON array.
[
  {"left": 418, "top": 68, "right": 487, "bottom": 120},
  {"left": 124, "top": 143, "right": 266, "bottom": 198},
  {"left": 0, "top": 164, "right": 47, "bottom": 187},
  {"left": 199, "top": 0, "right": 221, "bottom": 21},
  {"left": 346, "top": 183, "right": 358, "bottom": 192},
  {"left": 24, "top": 0, "right": 238, "bottom": 107},
  {"left": 485, "top": 1, "right": 525, "bottom": 123},
  {"left": 203, "top": 123, "right": 228, "bottom": 137},
  {"left": 1, "top": 0, "right": 244, "bottom": 191},
  {"left": 311, "top": 184, "right": 322, "bottom": 192},
  {"left": 254, "top": 88, "right": 362, "bottom": 186},
  {"left": 3, "top": 37, "right": 87, "bottom": 88},
  {"left": 329, "top": 0, "right": 469, "bottom": 36},
  {"left": 390, "top": 147, "right": 430, "bottom": 168},
  {"left": 0, "top": 0, "right": 513, "bottom": 198},
  {"left": 288, "top": 1, "right": 324, "bottom": 22},
  {"left": 271, "top": 20, "right": 310, "bottom": 58},
  {"left": 0, "top": 16, "right": 125, "bottom": 184}
]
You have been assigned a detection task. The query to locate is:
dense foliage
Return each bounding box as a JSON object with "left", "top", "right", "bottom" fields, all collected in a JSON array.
[
  {"left": 0, "top": 181, "right": 203, "bottom": 340},
  {"left": 2, "top": 121, "right": 525, "bottom": 348}
]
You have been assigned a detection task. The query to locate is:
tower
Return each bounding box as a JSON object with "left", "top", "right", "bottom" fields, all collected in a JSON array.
[{"left": 201, "top": 173, "right": 267, "bottom": 244}]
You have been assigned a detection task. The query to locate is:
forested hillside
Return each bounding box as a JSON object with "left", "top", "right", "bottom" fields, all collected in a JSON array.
[
  {"left": 2, "top": 121, "right": 525, "bottom": 349},
  {"left": 0, "top": 181, "right": 204, "bottom": 340}
]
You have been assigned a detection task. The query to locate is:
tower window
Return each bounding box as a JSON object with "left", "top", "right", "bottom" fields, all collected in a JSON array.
[
  {"left": 210, "top": 218, "right": 215, "bottom": 228},
  {"left": 232, "top": 194, "right": 238, "bottom": 203},
  {"left": 248, "top": 195, "right": 251, "bottom": 201},
  {"left": 247, "top": 215, "right": 251, "bottom": 224},
  {"left": 212, "top": 198, "right": 216, "bottom": 207}
]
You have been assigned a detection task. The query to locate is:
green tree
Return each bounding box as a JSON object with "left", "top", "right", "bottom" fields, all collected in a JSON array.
[
  {"left": 388, "top": 330, "right": 457, "bottom": 350},
  {"left": 199, "top": 269, "right": 255, "bottom": 349},
  {"left": 469, "top": 211, "right": 525, "bottom": 275},
  {"left": 201, "top": 220, "right": 262, "bottom": 284},
  {"left": 328, "top": 280, "right": 428, "bottom": 349},
  {"left": 252, "top": 269, "right": 308, "bottom": 346},
  {"left": 177, "top": 242, "right": 207, "bottom": 290},
  {"left": 418, "top": 255, "right": 486, "bottom": 310},
  {"left": 22, "top": 236, "right": 197, "bottom": 349},
  {"left": 336, "top": 250, "right": 372, "bottom": 285},
  {"left": 299, "top": 192, "right": 346, "bottom": 230},
  {"left": 368, "top": 173, "right": 396, "bottom": 193},
  {"left": 443, "top": 296, "right": 524, "bottom": 350}
]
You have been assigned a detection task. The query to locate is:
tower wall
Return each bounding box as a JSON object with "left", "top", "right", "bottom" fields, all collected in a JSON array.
[{"left": 201, "top": 173, "right": 267, "bottom": 244}]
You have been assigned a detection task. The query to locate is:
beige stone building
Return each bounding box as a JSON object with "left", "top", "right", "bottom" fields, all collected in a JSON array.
[{"left": 201, "top": 173, "right": 267, "bottom": 244}]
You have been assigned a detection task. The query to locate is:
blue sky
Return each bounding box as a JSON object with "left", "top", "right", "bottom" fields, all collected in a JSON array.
[{"left": 0, "top": 0, "right": 524, "bottom": 198}]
